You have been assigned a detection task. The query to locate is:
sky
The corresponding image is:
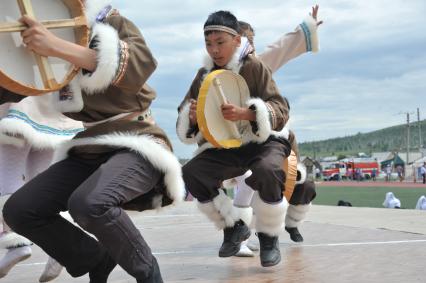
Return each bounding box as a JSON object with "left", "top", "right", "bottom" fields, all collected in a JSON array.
[{"left": 112, "top": 0, "right": 426, "bottom": 158}]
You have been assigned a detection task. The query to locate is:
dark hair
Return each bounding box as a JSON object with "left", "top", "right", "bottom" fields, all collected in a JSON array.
[
  {"left": 204, "top": 10, "right": 239, "bottom": 36},
  {"left": 238, "top": 21, "right": 255, "bottom": 36}
]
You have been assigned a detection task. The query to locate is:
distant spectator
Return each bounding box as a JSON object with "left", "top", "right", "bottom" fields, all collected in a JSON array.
[
  {"left": 371, "top": 168, "right": 377, "bottom": 181},
  {"left": 396, "top": 165, "right": 404, "bottom": 182},
  {"left": 415, "top": 195, "right": 426, "bottom": 210},
  {"left": 383, "top": 192, "right": 401, "bottom": 209},
  {"left": 337, "top": 200, "right": 352, "bottom": 207},
  {"left": 420, "top": 162, "right": 426, "bottom": 184},
  {"left": 355, "top": 168, "right": 362, "bottom": 182},
  {"left": 385, "top": 164, "right": 392, "bottom": 182}
]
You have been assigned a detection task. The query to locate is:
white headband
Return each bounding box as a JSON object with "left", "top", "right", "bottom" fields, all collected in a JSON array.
[{"left": 204, "top": 25, "right": 239, "bottom": 36}]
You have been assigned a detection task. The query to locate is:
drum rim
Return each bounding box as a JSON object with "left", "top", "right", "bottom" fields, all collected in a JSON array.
[
  {"left": 0, "top": 0, "right": 89, "bottom": 96},
  {"left": 283, "top": 150, "right": 298, "bottom": 201}
]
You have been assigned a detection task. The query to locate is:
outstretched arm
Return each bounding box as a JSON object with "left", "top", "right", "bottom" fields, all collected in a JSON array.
[{"left": 258, "top": 4, "right": 323, "bottom": 73}]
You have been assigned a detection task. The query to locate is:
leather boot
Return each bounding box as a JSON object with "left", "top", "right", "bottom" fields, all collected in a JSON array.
[
  {"left": 258, "top": 232, "right": 281, "bottom": 267},
  {"left": 285, "top": 226, "right": 304, "bottom": 242},
  {"left": 218, "top": 220, "right": 250, "bottom": 257}
]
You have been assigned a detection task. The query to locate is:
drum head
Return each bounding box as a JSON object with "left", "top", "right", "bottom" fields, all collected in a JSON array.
[
  {"left": 197, "top": 69, "right": 250, "bottom": 149},
  {"left": 0, "top": 0, "right": 88, "bottom": 95}
]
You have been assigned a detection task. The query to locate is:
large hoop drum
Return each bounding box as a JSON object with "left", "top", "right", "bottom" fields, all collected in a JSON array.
[
  {"left": 0, "top": 0, "right": 89, "bottom": 96},
  {"left": 196, "top": 69, "right": 251, "bottom": 149}
]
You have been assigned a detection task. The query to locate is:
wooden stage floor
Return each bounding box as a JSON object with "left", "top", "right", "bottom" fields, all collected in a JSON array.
[{"left": 4, "top": 202, "right": 426, "bottom": 283}]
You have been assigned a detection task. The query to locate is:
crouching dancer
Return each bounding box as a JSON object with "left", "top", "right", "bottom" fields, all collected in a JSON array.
[
  {"left": 176, "top": 10, "right": 291, "bottom": 267},
  {"left": 2, "top": 1, "right": 184, "bottom": 282}
]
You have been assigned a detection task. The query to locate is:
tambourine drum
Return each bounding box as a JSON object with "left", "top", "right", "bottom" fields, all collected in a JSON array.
[
  {"left": 197, "top": 69, "right": 250, "bottom": 149},
  {"left": 283, "top": 150, "right": 298, "bottom": 201},
  {"left": 0, "top": 0, "right": 89, "bottom": 96}
]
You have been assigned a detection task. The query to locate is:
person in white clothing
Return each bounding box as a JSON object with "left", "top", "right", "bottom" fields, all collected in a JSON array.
[
  {"left": 415, "top": 195, "right": 426, "bottom": 210},
  {"left": 0, "top": 94, "right": 83, "bottom": 281},
  {"left": 383, "top": 192, "right": 401, "bottom": 209}
]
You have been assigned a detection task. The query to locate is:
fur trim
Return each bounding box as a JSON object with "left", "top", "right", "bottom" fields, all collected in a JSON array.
[
  {"left": 51, "top": 79, "right": 84, "bottom": 113},
  {"left": 202, "top": 43, "right": 244, "bottom": 73},
  {"left": 271, "top": 126, "right": 290, "bottom": 140},
  {"left": 197, "top": 190, "right": 252, "bottom": 230},
  {"left": 0, "top": 133, "right": 25, "bottom": 148},
  {"left": 84, "top": 0, "right": 112, "bottom": 25},
  {"left": 296, "top": 163, "right": 307, "bottom": 185},
  {"left": 285, "top": 203, "right": 311, "bottom": 228},
  {"left": 197, "top": 201, "right": 226, "bottom": 230},
  {"left": 79, "top": 23, "right": 120, "bottom": 94},
  {"left": 251, "top": 192, "right": 287, "bottom": 236},
  {"left": 53, "top": 134, "right": 185, "bottom": 207},
  {"left": 300, "top": 16, "right": 319, "bottom": 53},
  {"left": 238, "top": 206, "right": 253, "bottom": 226},
  {"left": 176, "top": 102, "right": 201, "bottom": 145},
  {"left": 212, "top": 190, "right": 240, "bottom": 228},
  {"left": 243, "top": 98, "right": 272, "bottom": 144},
  {"left": 0, "top": 118, "right": 75, "bottom": 149},
  {"left": 0, "top": 232, "right": 32, "bottom": 249}
]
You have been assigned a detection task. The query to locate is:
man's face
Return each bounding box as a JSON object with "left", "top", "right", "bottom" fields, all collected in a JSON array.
[{"left": 205, "top": 31, "right": 241, "bottom": 67}]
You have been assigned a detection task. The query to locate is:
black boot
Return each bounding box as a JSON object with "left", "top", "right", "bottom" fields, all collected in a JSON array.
[
  {"left": 218, "top": 220, "right": 251, "bottom": 257},
  {"left": 137, "top": 257, "right": 163, "bottom": 283},
  {"left": 258, "top": 232, "right": 281, "bottom": 267},
  {"left": 89, "top": 252, "right": 117, "bottom": 283},
  {"left": 285, "top": 226, "right": 304, "bottom": 242}
]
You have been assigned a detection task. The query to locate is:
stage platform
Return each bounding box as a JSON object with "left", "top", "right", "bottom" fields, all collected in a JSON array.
[{"left": 5, "top": 202, "right": 426, "bottom": 283}]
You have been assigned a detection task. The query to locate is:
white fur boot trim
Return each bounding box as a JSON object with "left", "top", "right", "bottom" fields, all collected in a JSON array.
[
  {"left": 0, "top": 232, "right": 32, "bottom": 249},
  {"left": 285, "top": 203, "right": 311, "bottom": 228},
  {"left": 251, "top": 192, "right": 287, "bottom": 237},
  {"left": 198, "top": 190, "right": 252, "bottom": 230}
]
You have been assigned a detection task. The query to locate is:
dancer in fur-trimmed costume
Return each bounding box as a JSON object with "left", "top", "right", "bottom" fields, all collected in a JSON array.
[
  {"left": 2, "top": 1, "right": 184, "bottom": 282},
  {"left": 177, "top": 11, "right": 291, "bottom": 267},
  {"left": 0, "top": 91, "right": 83, "bottom": 281},
  {"left": 230, "top": 6, "right": 322, "bottom": 257}
]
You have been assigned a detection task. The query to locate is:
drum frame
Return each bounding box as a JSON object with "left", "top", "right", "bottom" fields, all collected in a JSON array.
[{"left": 0, "top": 0, "right": 89, "bottom": 96}]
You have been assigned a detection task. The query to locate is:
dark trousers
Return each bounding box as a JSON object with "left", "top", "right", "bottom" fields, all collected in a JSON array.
[
  {"left": 3, "top": 150, "right": 162, "bottom": 280},
  {"left": 183, "top": 137, "right": 290, "bottom": 203},
  {"left": 423, "top": 173, "right": 426, "bottom": 184}
]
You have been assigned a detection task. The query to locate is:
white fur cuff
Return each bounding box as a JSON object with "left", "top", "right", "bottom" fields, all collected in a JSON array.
[
  {"left": 0, "top": 232, "right": 32, "bottom": 249},
  {"left": 285, "top": 203, "right": 311, "bottom": 228},
  {"left": 176, "top": 102, "right": 200, "bottom": 144},
  {"left": 251, "top": 192, "right": 287, "bottom": 236},
  {"left": 300, "top": 16, "right": 319, "bottom": 53},
  {"left": 244, "top": 98, "right": 272, "bottom": 144},
  {"left": 79, "top": 23, "right": 120, "bottom": 94}
]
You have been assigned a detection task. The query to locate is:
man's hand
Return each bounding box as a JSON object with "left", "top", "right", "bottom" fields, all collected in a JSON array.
[
  {"left": 221, "top": 103, "right": 255, "bottom": 121},
  {"left": 311, "top": 5, "right": 323, "bottom": 26},
  {"left": 189, "top": 99, "right": 197, "bottom": 125},
  {"left": 20, "top": 15, "right": 61, "bottom": 57}
]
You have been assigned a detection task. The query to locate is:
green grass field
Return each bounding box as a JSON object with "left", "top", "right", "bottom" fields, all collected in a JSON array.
[{"left": 314, "top": 186, "right": 426, "bottom": 209}]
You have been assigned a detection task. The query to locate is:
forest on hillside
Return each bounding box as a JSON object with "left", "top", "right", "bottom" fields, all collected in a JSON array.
[{"left": 299, "top": 120, "right": 426, "bottom": 158}]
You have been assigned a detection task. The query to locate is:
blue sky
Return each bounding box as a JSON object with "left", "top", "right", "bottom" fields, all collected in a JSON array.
[{"left": 112, "top": 0, "right": 426, "bottom": 158}]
